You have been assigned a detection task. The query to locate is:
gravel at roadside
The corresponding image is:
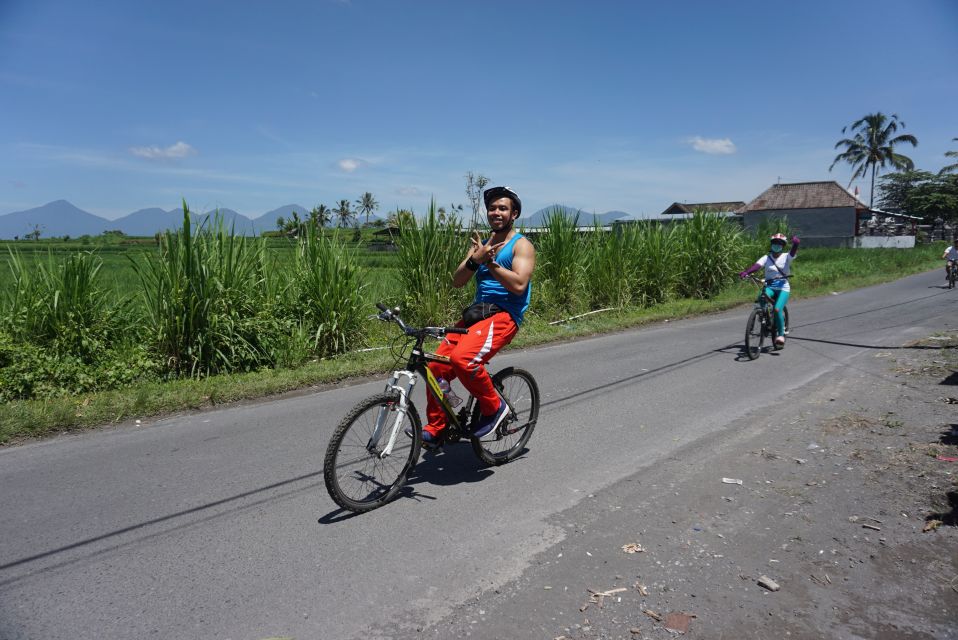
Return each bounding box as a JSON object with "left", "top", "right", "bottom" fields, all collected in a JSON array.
[{"left": 389, "top": 333, "right": 958, "bottom": 640}]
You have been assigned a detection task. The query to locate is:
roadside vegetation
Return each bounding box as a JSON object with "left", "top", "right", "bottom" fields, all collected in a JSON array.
[{"left": 0, "top": 203, "right": 947, "bottom": 444}]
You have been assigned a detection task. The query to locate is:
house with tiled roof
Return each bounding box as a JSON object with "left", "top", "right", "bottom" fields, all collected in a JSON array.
[
  {"left": 659, "top": 201, "right": 746, "bottom": 217},
  {"left": 738, "top": 181, "right": 917, "bottom": 248}
]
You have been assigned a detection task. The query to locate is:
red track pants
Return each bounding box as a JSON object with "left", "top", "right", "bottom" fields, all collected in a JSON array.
[{"left": 424, "top": 311, "right": 518, "bottom": 437}]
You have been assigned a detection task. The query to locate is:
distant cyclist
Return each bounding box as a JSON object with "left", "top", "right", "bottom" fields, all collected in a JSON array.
[
  {"left": 739, "top": 233, "right": 800, "bottom": 348},
  {"left": 415, "top": 186, "right": 536, "bottom": 445},
  {"left": 942, "top": 238, "right": 958, "bottom": 282}
]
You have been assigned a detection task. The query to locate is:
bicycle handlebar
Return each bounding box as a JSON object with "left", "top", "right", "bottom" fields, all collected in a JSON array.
[
  {"left": 745, "top": 274, "right": 788, "bottom": 286},
  {"left": 374, "top": 303, "right": 468, "bottom": 338}
]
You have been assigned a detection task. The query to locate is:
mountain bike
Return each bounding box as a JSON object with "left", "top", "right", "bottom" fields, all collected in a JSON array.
[
  {"left": 744, "top": 275, "right": 790, "bottom": 360},
  {"left": 323, "top": 303, "right": 540, "bottom": 513},
  {"left": 948, "top": 261, "right": 957, "bottom": 289}
]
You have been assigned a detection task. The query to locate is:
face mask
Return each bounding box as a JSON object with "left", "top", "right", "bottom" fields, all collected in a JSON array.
[{"left": 770, "top": 243, "right": 785, "bottom": 252}]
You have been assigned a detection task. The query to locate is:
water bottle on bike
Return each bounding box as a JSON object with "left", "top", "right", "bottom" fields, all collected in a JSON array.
[{"left": 438, "top": 378, "right": 462, "bottom": 407}]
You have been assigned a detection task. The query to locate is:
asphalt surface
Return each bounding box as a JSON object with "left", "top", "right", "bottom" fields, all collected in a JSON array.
[{"left": 2, "top": 269, "right": 956, "bottom": 640}]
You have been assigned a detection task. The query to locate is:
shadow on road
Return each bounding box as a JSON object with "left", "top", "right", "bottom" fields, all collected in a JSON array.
[
  {"left": 316, "top": 441, "right": 512, "bottom": 520},
  {"left": 927, "top": 491, "right": 958, "bottom": 527},
  {"left": 0, "top": 470, "right": 325, "bottom": 585},
  {"left": 543, "top": 340, "right": 745, "bottom": 411},
  {"left": 790, "top": 288, "right": 953, "bottom": 331},
  {"left": 406, "top": 443, "right": 496, "bottom": 488},
  {"left": 317, "top": 508, "right": 363, "bottom": 524},
  {"left": 939, "top": 425, "right": 958, "bottom": 446},
  {"left": 786, "top": 335, "right": 956, "bottom": 350}
]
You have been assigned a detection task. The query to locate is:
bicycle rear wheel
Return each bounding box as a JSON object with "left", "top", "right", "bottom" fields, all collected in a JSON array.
[
  {"left": 323, "top": 392, "right": 421, "bottom": 513},
  {"left": 950, "top": 266, "right": 955, "bottom": 289},
  {"left": 745, "top": 308, "right": 764, "bottom": 360},
  {"left": 471, "top": 367, "right": 540, "bottom": 466}
]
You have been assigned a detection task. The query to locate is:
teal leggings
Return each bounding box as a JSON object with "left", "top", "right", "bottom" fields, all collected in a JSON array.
[{"left": 760, "top": 287, "right": 790, "bottom": 337}]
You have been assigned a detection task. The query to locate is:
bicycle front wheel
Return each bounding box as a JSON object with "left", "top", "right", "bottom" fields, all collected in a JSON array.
[
  {"left": 323, "top": 392, "right": 421, "bottom": 513},
  {"left": 950, "top": 267, "right": 955, "bottom": 289},
  {"left": 783, "top": 306, "right": 790, "bottom": 335},
  {"left": 745, "top": 308, "right": 764, "bottom": 360},
  {"left": 471, "top": 367, "right": 540, "bottom": 466}
]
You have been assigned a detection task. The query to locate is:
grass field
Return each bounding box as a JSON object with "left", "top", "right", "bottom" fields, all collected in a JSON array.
[
  {"left": 0, "top": 233, "right": 401, "bottom": 299},
  {"left": 0, "top": 227, "right": 947, "bottom": 444}
]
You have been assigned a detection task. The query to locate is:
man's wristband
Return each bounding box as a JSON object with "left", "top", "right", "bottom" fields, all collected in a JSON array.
[{"left": 465, "top": 257, "right": 480, "bottom": 271}]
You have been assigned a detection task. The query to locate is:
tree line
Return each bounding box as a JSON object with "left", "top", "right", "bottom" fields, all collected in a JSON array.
[{"left": 829, "top": 113, "right": 957, "bottom": 220}]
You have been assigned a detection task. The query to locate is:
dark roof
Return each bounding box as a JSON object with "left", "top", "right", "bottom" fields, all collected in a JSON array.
[
  {"left": 661, "top": 201, "right": 746, "bottom": 216},
  {"left": 739, "top": 181, "right": 867, "bottom": 212}
]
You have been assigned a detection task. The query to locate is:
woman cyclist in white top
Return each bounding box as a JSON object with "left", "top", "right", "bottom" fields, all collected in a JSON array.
[
  {"left": 942, "top": 238, "right": 958, "bottom": 282},
  {"left": 739, "top": 233, "right": 800, "bottom": 347}
]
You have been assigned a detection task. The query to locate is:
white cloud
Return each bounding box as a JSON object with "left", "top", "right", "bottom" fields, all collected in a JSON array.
[
  {"left": 688, "top": 136, "right": 736, "bottom": 155},
  {"left": 337, "top": 158, "right": 364, "bottom": 172},
  {"left": 130, "top": 141, "right": 197, "bottom": 160},
  {"left": 396, "top": 186, "right": 423, "bottom": 197}
]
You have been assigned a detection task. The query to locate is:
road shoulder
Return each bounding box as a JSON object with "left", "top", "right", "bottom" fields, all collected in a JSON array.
[{"left": 392, "top": 332, "right": 958, "bottom": 640}]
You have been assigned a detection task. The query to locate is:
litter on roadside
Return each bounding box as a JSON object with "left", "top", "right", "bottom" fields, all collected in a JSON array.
[
  {"left": 721, "top": 477, "right": 743, "bottom": 485},
  {"left": 923, "top": 520, "right": 943, "bottom": 532},
  {"left": 936, "top": 455, "right": 958, "bottom": 462},
  {"left": 757, "top": 575, "right": 781, "bottom": 592},
  {"left": 586, "top": 587, "right": 626, "bottom": 609},
  {"left": 664, "top": 612, "right": 695, "bottom": 634},
  {"left": 622, "top": 543, "right": 646, "bottom": 554}
]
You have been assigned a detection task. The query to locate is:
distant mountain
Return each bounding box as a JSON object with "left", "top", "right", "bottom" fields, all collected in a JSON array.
[
  {"left": 194, "top": 207, "right": 257, "bottom": 235},
  {"left": 0, "top": 200, "right": 111, "bottom": 239},
  {"left": 523, "top": 205, "right": 631, "bottom": 227},
  {"left": 111, "top": 207, "right": 184, "bottom": 236},
  {"left": 255, "top": 204, "right": 308, "bottom": 225},
  {"left": 0, "top": 200, "right": 374, "bottom": 238}
]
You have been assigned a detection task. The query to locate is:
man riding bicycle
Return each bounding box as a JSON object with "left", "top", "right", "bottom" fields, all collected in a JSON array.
[
  {"left": 416, "top": 186, "right": 536, "bottom": 445},
  {"left": 942, "top": 238, "right": 958, "bottom": 282}
]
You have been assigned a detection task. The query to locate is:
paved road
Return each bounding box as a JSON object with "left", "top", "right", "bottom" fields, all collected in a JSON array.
[{"left": 2, "top": 270, "right": 956, "bottom": 640}]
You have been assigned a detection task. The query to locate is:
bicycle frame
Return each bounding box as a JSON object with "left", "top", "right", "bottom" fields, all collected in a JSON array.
[
  {"left": 748, "top": 275, "right": 784, "bottom": 312},
  {"left": 367, "top": 306, "right": 473, "bottom": 458}
]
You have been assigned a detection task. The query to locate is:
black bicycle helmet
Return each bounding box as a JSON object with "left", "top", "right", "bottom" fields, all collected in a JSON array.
[{"left": 483, "top": 186, "right": 522, "bottom": 217}]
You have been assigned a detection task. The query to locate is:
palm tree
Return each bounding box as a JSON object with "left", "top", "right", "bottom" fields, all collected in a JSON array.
[
  {"left": 285, "top": 210, "right": 303, "bottom": 236},
  {"left": 386, "top": 209, "right": 415, "bottom": 227},
  {"left": 940, "top": 138, "right": 958, "bottom": 176},
  {"left": 829, "top": 112, "right": 918, "bottom": 207},
  {"left": 309, "top": 204, "right": 331, "bottom": 229},
  {"left": 333, "top": 199, "right": 355, "bottom": 228},
  {"left": 355, "top": 192, "right": 379, "bottom": 225}
]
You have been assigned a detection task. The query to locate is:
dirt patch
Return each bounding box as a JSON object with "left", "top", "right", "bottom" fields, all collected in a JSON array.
[{"left": 393, "top": 333, "right": 958, "bottom": 640}]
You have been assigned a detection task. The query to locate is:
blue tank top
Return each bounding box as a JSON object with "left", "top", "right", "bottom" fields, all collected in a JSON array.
[{"left": 474, "top": 233, "right": 531, "bottom": 325}]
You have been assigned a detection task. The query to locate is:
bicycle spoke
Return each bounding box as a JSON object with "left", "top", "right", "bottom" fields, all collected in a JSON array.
[
  {"left": 471, "top": 368, "right": 539, "bottom": 465},
  {"left": 324, "top": 394, "right": 420, "bottom": 512}
]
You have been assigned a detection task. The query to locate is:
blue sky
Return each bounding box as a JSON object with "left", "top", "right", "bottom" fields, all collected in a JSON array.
[{"left": 2, "top": 0, "right": 956, "bottom": 220}]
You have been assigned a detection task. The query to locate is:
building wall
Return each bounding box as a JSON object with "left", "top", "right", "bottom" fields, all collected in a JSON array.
[
  {"left": 743, "top": 207, "right": 857, "bottom": 245},
  {"left": 855, "top": 235, "right": 916, "bottom": 249}
]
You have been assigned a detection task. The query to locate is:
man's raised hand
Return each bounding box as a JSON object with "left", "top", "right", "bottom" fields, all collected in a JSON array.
[{"left": 470, "top": 231, "right": 504, "bottom": 264}]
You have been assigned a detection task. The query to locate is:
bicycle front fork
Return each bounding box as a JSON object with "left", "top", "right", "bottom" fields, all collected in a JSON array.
[{"left": 370, "top": 370, "right": 417, "bottom": 458}]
